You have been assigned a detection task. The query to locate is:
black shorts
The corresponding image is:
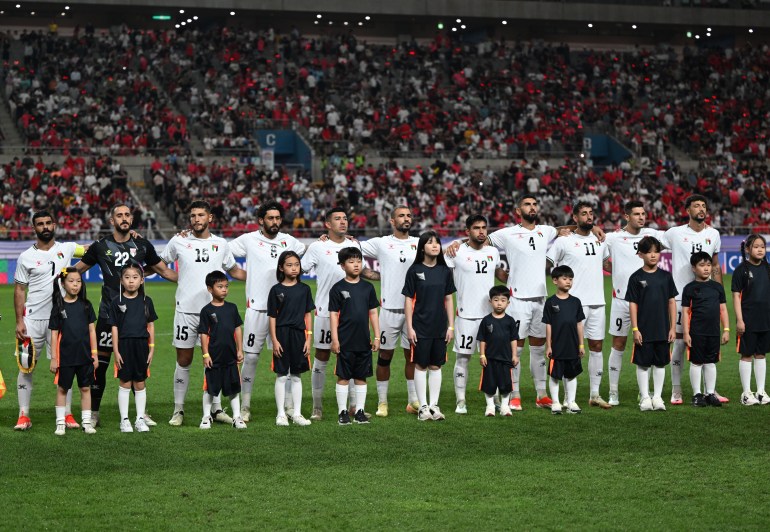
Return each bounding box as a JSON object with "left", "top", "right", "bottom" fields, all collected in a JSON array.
[
  {"left": 410, "top": 338, "right": 448, "bottom": 368},
  {"left": 738, "top": 331, "right": 770, "bottom": 356},
  {"left": 548, "top": 358, "right": 583, "bottom": 380},
  {"left": 115, "top": 338, "right": 149, "bottom": 382},
  {"left": 56, "top": 363, "right": 95, "bottom": 390},
  {"left": 273, "top": 328, "right": 311, "bottom": 376},
  {"left": 96, "top": 317, "right": 113, "bottom": 354},
  {"left": 479, "top": 359, "right": 514, "bottom": 396},
  {"left": 688, "top": 335, "right": 721, "bottom": 365},
  {"left": 632, "top": 341, "right": 670, "bottom": 367},
  {"left": 335, "top": 350, "right": 373, "bottom": 381},
  {"left": 204, "top": 364, "right": 241, "bottom": 397}
]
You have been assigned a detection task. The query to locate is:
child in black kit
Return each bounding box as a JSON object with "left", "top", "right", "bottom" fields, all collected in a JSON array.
[
  {"left": 268, "top": 251, "right": 316, "bottom": 427},
  {"left": 198, "top": 270, "right": 245, "bottom": 430}
]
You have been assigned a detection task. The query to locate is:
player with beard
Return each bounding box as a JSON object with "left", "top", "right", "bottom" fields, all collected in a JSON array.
[
  {"left": 13, "top": 211, "right": 88, "bottom": 430},
  {"left": 75, "top": 203, "right": 178, "bottom": 427}
]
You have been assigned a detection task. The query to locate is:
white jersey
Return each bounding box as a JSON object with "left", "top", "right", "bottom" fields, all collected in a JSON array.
[
  {"left": 489, "top": 224, "right": 557, "bottom": 299},
  {"left": 445, "top": 244, "right": 500, "bottom": 319},
  {"left": 161, "top": 234, "right": 236, "bottom": 313},
  {"left": 303, "top": 239, "right": 360, "bottom": 317},
  {"left": 605, "top": 228, "right": 666, "bottom": 300},
  {"left": 662, "top": 224, "right": 721, "bottom": 300},
  {"left": 547, "top": 232, "right": 609, "bottom": 306},
  {"left": 14, "top": 241, "right": 79, "bottom": 319},
  {"left": 229, "top": 230, "right": 305, "bottom": 310},
  {"left": 360, "top": 234, "right": 418, "bottom": 310}
]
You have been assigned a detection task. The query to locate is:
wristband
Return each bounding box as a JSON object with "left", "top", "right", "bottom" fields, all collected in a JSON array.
[
  {"left": 723, "top": 328, "right": 730, "bottom": 332},
  {"left": 448, "top": 327, "right": 454, "bottom": 331},
  {"left": 149, "top": 343, "right": 155, "bottom": 347},
  {"left": 305, "top": 330, "right": 313, "bottom": 335},
  {"left": 631, "top": 327, "right": 639, "bottom": 332},
  {"left": 91, "top": 349, "right": 98, "bottom": 354},
  {"left": 202, "top": 353, "right": 211, "bottom": 359},
  {"left": 480, "top": 354, "right": 486, "bottom": 358}
]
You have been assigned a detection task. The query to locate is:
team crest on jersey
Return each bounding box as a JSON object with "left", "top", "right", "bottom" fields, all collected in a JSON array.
[
  {"left": 341, "top": 291, "right": 351, "bottom": 299},
  {"left": 537, "top": 231, "right": 543, "bottom": 237},
  {"left": 57, "top": 252, "right": 64, "bottom": 259},
  {"left": 212, "top": 245, "right": 219, "bottom": 252},
  {"left": 280, "top": 241, "right": 287, "bottom": 248},
  {"left": 130, "top": 248, "right": 137, "bottom": 257},
  {"left": 416, "top": 272, "right": 425, "bottom": 281},
  {"left": 210, "top": 313, "right": 218, "bottom": 323},
  {"left": 410, "top": 245, "right": 417, "bottom": 250},
  {"left": 486, "top": 323, "right": 494, "bottom": 333},
  {"left": 551, "top": 304, "right": 560, "bottom": 313},
  {"left": 487, "top": 256, "right": 494, "bottom": 262},
  {"left": 705, "top": 239, "right": 711, "bottom": 245}
]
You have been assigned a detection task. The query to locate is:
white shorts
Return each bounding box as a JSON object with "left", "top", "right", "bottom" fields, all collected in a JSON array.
[
  {"left": 675, "top": 300, "right": 683, "bottom": 335},
  {"left": 506, "top": 297, "right": 546, "bottom": 339},
  {"left": 454, "top": 316, "right": 482, "bottom": 356},
  {"left": 379, "top": 308, "right": 410, "bottom": 351},
  {"left": 243, "top": 309, "right": 272, "bottom": 354},
  {"left": 582, "top": 305, "right": 606, "bottom": 341},
  {"left": 314, "top": 315, "right": 332, "bottom": 350},
  {"left": 608, "top": 298, "right": 631, "bottom": 337},
  {"left": 173, "top": 312, "right": 201, "bottom": 349},
  {"left": 25, "top": 318, "right": 52, "bottom": 360}
]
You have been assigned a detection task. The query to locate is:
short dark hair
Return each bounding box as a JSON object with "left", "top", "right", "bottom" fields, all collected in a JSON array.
[
  {"left": 338, "top": 246, "right": 363, "bottom": 264},
  {"left": 551, "top": 265, "right": 574, "bottom": 279},
  {"left": 205, "top": 270, "right": 228, "bottom": 287},
  {"left": 466, "top": 214, "right": 488, "bottom": 229},
  {"left": 685, "top": 194, "right": 708, "bottom": 209},
  {"left": 517, "top": 194, "right": 537, "bottom": 206},
  {"left": 624, "top": 200, "right": 644, "bottom": 214},
  {"left": 326, "top": 207, "right": 347, "bottom": 221},
  {"left": 32, "top": 210, "right": 53, "bottom": 223},
  {"left": 110, "top": 202, "right": 130, "bottom": 217},
  {"left": 637, "top": 236, "right": 663, "bottom": 254},
  {"left": 189, "top": 200, "right": 211, "bottom": 213},
  {"left": 572, "top": 201, "right": 594, "bottom": 215},
  {"left": 690, "top": 251, "right": 713, "bottom": 267},
  {"left": 257, "top": 200, "right": 284, "bottom": 220},
  {"left": 488, "top": 285, "right": 510, "bottom": 300}
]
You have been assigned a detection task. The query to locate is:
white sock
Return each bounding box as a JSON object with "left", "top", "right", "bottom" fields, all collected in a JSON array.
[
  {"left": 588, "top": 350, "right": 603, "bottom": 397},
  {"left": 406, "top": 379, "right": 417, "bottom": 403},
  {"left": 55, "top": 405, "right": 65, "bottom": 424},
  {"left": 530, "top": 344, "right": 547, "bottom": 397},
  {"left": 566, "top": 377, "right": 577, "bottom": 404},
  {"left": 754, "top": 358, "right": 767, "bottom": 392},
  {"left": 311, "top": 358, "right": 328, "bottom": 409},
  {"left": 428, "top": 369, "right": 442, "bottom": 406},
  {"left": 414, "top": 368, "right": 428, "bottom": 406},
  {"left": 17, "top": 371, "right": 33, "bottom": 416},
  {"left": 501, "top": 393, "right": 511, "bottom": 407},
  {"left": 202, "top": 393, "right": 213, "bottom": 419},
  {"left": 230, "top": 394, "right": 242, "bottom": 419},
  {"left": 739, "top": 359, "right": 753, "bottom": 394},
  {"left": 135, "top": 388, "right": 147, "bottom": 421},
  {"left": 82, "top": 409, "right": 92, "bottom": 425},
  {"left": 376, "top": 380, "right": 389, "bottom": 404},
  {"left": 275, "top": 375, "right": 287, "bottom": 416},
  {"left": 608, "top": 348, "right": 624, "bottom": 393},
  {"left": 671, "top": 339, "right": 685, "bottom": 394},
  {"left": 65, "top": 388, "right": 73, "bottom": 416},
  {"left": 355, "top": 384, "right": 367, "bottom": 412},
  {"left": 549, "top": 377, "right": 560, "bottom": 405},
  {"left": 118, "top": 386, "right": 130, "bottom": 420},
  {"left": 335, "top": 383, "right": 348, "bottom": 414},
  {"left": 652, "top": 366, "right": 666, "bottom": 399},
  {"left": 637, "top": 366, "right": 650, "bottom": 399},
  {"left": 485, "top": 393, "right": 495, "bottom": 409},
  {"left": 240, "top": 352, "right": 260, "bottom": 408},
  {"left": 454, "top": 354, "right": 470, "bottom": 403},
  {"left": 348, "top": 380, "right": 356, "bottom": 410},
  {"left": 703, "top": 363, "right": 717, "bottom": 395},
  {"left": 212, "top": 393, "right": 222, "bottom": 412},
  {"left": 173, "top": 363, "right": 190, "bottom": 411},
  {"left": 512, "top": 347, "right": 523, "bottom": 398},
  {"left": 290, "top": 376, "right": 303, "bottom": 417},
  {"left": 690, "top": 364, "right": 703, "bottom": 395},
  {"left": 285, "top": 377, "right": 294, "bottom": 411}
]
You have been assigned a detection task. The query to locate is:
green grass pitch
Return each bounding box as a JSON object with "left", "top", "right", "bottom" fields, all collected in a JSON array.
[{"left": 1, "top": 276, "right": 769, "bottom": 530}]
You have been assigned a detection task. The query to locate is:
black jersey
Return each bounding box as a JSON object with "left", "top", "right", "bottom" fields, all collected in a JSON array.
[
  {"left": 107, "top": 294, "right": 158, "bottom": 338},
  {"left": 48, "top": 299, "right": 96, "bottom": 367},
  {"left": 681, "top": 280, "right": 726, "bottom": 337},
  {"left": 625, "top": 267, "right": 678, "bottom": 342},
  {"left": 542, "top": 294, "right": 585, "bottom": 360},
  {"left": 402, "top": 262, "right": 456, "bottom": 338},
  {"left": 81, "top": 235, "right": 162, "bottom": 317},
  {"left": 732, "top": 260, "right": 770, "bottom": 332},
  {"left": 329, "top": 278, "right": 379, "bottom": 351},
  {"left": 198, "top": 301, "right": 243, "bottom": 367},
  {"left": 267, "top": 282, "right": 315, "bottom": 330},
  {"left": 476, "top": 314, "right": 519, "bottom": 364}
]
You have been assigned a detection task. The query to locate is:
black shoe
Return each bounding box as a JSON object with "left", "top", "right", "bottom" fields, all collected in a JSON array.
[
  {"left": 705, "top": 393, "right": 722, "bottom": 407},
  {"left": 353, "top": 409, "right": 370, "bottom": 424},
  {"left": 338, "top": 410, "right": 352, "bottom": 425},
  {"left": 692, "top": 393, "right": 707, "bottom": 407}
]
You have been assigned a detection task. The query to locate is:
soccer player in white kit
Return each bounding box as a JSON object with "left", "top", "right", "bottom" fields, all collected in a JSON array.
[
  {"left": 13, "top": 211, "right": 86, "bottom": 430},
  {"left": 164, "top": 200, "right": 246, "bottom": 427},
  {"left": 547, "top": 202, "right": 612, "bottom": 409},
  {"left": 360, "top": 206, "right": 420, "bottom": 417},
  {"left": 444, "top": 214, "right": 501, "bottom": 414},
  {"left": 228, "top": 200, "right": 306, "bottom": 422},
  {"left": 603, "top": 201, "right": 665, "bottom": 405},
  {"left": 661, "top": 194, "right": 725, "bottom": 405}
]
